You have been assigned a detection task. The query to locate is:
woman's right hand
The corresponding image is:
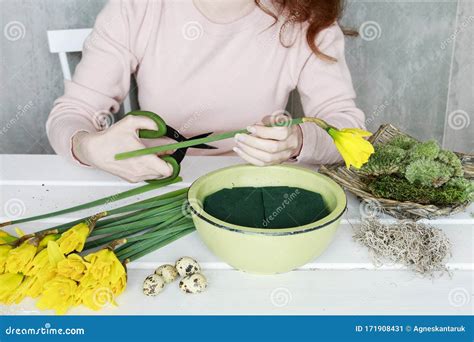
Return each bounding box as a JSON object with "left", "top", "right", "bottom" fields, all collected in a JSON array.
[{"left": 72, "top": 115, "right": 174, "bottom": 183}]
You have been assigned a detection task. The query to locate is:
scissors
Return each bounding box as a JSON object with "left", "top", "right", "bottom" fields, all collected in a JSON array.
[{"left": 126, "top": 111, "right": 217, "bottom": 185}]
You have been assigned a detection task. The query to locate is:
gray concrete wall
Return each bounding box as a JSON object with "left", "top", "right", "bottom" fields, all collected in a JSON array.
[{"left": 1, "top": 0, "right": 472, "bottom": 154}]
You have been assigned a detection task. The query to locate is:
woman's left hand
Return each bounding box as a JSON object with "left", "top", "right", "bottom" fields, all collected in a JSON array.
[{"left": 233, "top": 114, "right": 303, "bottom": 166}]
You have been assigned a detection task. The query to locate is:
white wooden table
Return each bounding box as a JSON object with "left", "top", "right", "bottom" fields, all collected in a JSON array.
[{"left": 0, "top": 155, "right": 473, "bottom": 315}]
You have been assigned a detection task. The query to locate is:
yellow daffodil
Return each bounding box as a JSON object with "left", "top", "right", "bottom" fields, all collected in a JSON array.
[
  {"left": 47, "top": 240, "right": 65, "bottom": 267},
  {"left": 300, "top": 117, "right": 374, "bottom": 169},
  {"left": 0, "top": 245, "right": 13, "bottom": 274},
  {"left": 56, "top": 222, "right": 91, "bottom": 254},
  {"left": 38, "top": 233, "right": 60, "bottom": 251},
  {"left": 0, "top": 273, "right": 24, "bottom": 304},
  {"left": 5, "top": 276, "right": 35, "bottom": 305},
  {"left": 5, "top": 238, "right": 38, "bottom": 274},
  {"left": 110, "top": 272, "right": 127, "bottom": 296},
  {"left": 57, "top": 254, "right": 89, "bottom": 281},
  {"left": 327, "top": 127, "right": 375, "bottom": 169},
  {"left": 24, "top": 249, "right": 49, "bottom": 276},
  {"left": 84, "top": 249, "right": 126, "bottom": 285},
  {"left": 25, "top": 265, "right": 57, "bottom": 298},
  {"left": 36, "top": 276, "right": 78, "bottom": 315},
  {"left": 0, "top": 230, "right": 17, "bottom": 244}
]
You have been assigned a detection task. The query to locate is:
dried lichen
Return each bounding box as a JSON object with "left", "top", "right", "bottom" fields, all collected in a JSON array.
[{"left": 354, "top": 219, "right": 452, "bottom": 276}]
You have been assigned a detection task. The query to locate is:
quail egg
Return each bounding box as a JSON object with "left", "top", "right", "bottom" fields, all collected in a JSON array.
[
  {"left": 175, "top": 257, "right": 201, "bottom": 277},
  {"left": 179, "top": 273, "right": 208, "bottom": 294},
  {"left": 155, "top": 264, "right": 179, "bottom": 283},
  {"left": 142, "top": 274, "right": 165, "bottom": 296}
]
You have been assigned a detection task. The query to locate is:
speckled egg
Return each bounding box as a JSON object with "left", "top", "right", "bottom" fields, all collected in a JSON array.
[
  {"left": 155, "top": 264, "right": 179, "bottom": 283},
  {"left": 179, "top": 273, "right": 208, "bottom": 294},
  {"left": 142, "top": 274, "right": 165, "bottom": 296},
  {"left": 175, "top": 257, "right": 201, "bottom": 277}
]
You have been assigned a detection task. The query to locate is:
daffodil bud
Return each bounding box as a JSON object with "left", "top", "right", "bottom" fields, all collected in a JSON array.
[{"left": 5, "top": 238, "right": 38, "bottom": 274}]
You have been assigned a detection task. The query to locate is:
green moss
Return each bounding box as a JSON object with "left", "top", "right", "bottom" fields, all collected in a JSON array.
[
  {"left": 437, "top": 150, "right": 464, "bottom": 177},
  {"left": 404, "top": 159, "right": 452, "bottom": 187},
  {"left": 368, "top": 175, "right": 472, "bottom": 205},
  {"left": 386, "top": 135, "right": 417, "bottom": 150},
  {"left": 360, "top": 135, "right": 470, "bottom": 206},
  {"left": 407, "top": 140, "right": 440, "bottom": 161},
  {"left": 360, "top": 145, "right": 406, "bottom": 176}
]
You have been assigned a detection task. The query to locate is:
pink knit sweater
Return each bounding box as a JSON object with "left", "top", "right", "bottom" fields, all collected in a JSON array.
[{"left": 46, "top": 0, "right": 365, "bottom": 165}]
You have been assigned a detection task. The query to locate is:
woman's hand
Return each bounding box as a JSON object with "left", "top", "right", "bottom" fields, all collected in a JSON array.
[
  {"left": 72, "top": 115, "right": 173, "bottom": 183},
  {"left": 233, "top": 114, "right": 303, "bottom": 166}
]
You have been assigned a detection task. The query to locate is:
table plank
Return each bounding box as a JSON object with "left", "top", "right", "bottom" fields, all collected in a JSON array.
[
  {"left": 2, "top": 269, "right": 472, "bottom": 315},
  {"left": 0, "top": 155, "right": 472, "bottom": 316}
]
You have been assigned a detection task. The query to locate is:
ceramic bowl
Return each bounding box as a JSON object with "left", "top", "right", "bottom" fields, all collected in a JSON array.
[{"left": 188, "top": 164, "right": 346, "bottom": 274}]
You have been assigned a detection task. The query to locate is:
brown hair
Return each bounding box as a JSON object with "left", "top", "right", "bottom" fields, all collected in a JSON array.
[{"left": 255, "top": 0, "right": 355, "bottom": 61}]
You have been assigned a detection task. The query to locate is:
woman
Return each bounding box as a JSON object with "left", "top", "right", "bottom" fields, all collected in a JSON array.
[{"left": 46, "top": 0, "right": 365, "bottom": 183}]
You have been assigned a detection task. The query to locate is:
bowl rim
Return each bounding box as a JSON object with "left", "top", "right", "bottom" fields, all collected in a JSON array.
[{"left": 188, "top": 164, "right": 347, "bottom": 236}]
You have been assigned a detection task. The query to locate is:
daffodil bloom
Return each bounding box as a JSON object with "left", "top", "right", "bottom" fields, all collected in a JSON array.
[
  {"left": 327, "top": 127, "right": 374, "bottom": 169},
  {"left": 57, "top": 254, "right": 89, "bottom": 281},
  {"left": 56, "top": 222, "right": 90, "bottom": 254},
  {"left": 38, "top": 233, "right": 60, "bottom": 251},
  {"left": 5, "top": 238, "right": 38, "bottom": 274},
  {"left": 47, "top": 240, "right": 65, "bottom": 267},
  {"left": 6, "top": 276, "right": 35, "bottom": 305},
  {"left": 84, "top": 249, "right": 126, "bottom": 285},
  {"left": 110, "top": 272, "right": 127, "bottom": 296},
  {"left": 26, "top": 265, "right": 57, "bottom": 298},
  {"left": 0, "top": 273, "right": 24, "bottom": 304},
  {"left": 299, "top": 118, "right": 374, "bottom": 169},
  {"left": 0, "top": 245, "right": 13, "bottom": 274},
  {"left": 24, "top": 249, "right": 49, "bottom": 276},
  {"left": 36, "top": 276, "right": 78, "bottom": 315},
  {"left": 0, "top": 230, "right": 17, "bottom": 245}
]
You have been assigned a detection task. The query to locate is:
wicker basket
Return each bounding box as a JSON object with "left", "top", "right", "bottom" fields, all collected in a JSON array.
[{"left": 319, "top": 124, "right": 474, "bottom": 220}]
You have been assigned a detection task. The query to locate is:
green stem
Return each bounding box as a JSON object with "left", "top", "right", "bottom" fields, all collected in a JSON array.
[
  {"left": 0, "top": 178, "right": 183, "bottom": 228},
  {"left": 115, "top": 118, "right": 306, "bottom": 160},
  {"left": 94, "top": 199, "right": 184, "bottom": 231},
  {"left": 36, "top": 187, "right": 188, "bottom": 234},
  {"left": 120, "top": 228, "right": 195, "bottom": 262},
  {"left": 113, "top": 215, "right": 189, "bottom": 256},
  {"left": 123, "top": 220, "right": 193, "bottom": 244},
  {"left": 90, "top": 207, "right": 183, "bottom": 237}
]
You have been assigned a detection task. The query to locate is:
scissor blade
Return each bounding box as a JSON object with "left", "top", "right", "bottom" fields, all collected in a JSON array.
[{"left": 187, "top": 132, "right": 218, "bottom": 149}]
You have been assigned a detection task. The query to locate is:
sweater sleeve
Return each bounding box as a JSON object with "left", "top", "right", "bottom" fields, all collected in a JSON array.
[
  {"left": 295, "top": 23, "right": 366, "bottom": 165},
  {"left": 46, "top": 0, "right": 156, "bottom": 162}
]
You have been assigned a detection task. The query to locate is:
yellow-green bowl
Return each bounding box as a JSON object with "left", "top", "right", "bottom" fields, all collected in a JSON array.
[{"left": 188, "top": 164, "right": 346, "bottom": 274}]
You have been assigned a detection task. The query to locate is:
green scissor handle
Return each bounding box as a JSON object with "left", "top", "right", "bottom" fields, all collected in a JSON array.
[
  {"left": 125, "top": 111, "right": 181, "bottom": 185},
  {"left": 127, "top": 110, "right": 168, "bottom": 139}
]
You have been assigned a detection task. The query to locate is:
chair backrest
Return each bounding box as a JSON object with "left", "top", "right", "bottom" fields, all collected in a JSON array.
[{"left": 47, "top": 28, "right": 132, "bottom": 113}]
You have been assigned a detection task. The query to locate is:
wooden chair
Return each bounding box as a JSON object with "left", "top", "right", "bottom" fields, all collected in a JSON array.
[{"left": 47, "top": 28, "right": 132, "bottom": 113}]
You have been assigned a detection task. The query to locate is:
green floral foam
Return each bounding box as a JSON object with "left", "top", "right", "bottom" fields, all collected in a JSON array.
[{"left": 203, "top": 186, "right": 330, "bottom": 229}]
